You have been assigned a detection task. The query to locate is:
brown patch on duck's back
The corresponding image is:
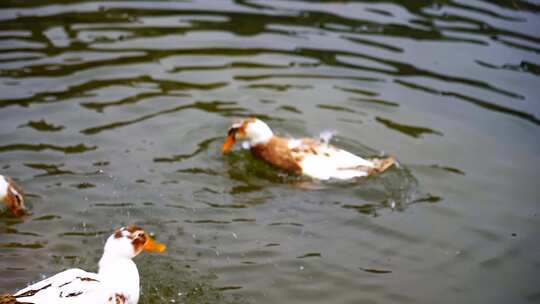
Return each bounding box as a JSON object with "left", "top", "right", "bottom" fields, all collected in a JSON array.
[
  {"left": 300, "top": 138, "right": 322, "bottom": 147},
  {"left": 367, "top": 156, "right": 396, "bottom": 175},
  {"left": 299, "top": 138, "right": 327, "bottom": 156},
  {"left": 251, "top": 137, "right": 302, "bottom": 174}
]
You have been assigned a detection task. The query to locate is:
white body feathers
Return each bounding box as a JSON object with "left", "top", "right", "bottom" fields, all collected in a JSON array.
[
  {"left": 294, "top": 143, "right": 375, "bottom": 180},
  {"left": 13, "top": 254, "right": 141, "bottom": 304},
  {"left": 9, "top": 226, "right": 165, "bottom": 304}
]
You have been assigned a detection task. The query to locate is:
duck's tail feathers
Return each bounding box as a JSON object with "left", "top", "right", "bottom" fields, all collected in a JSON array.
[{"left": 369, "top": 156, "right": 396, "bottom": 175}]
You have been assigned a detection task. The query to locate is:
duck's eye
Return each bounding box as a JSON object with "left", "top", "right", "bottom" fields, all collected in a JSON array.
[
  {"left": 8, "top": 188, "right": 23, "bottom": 207},
  {"left": 14, "top": 194, "right": 22, "bottom": 206}
]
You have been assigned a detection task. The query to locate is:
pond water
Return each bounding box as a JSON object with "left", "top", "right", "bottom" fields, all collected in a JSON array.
[{"left": 0, "top": 0, "right": 539, "bottom": 303}]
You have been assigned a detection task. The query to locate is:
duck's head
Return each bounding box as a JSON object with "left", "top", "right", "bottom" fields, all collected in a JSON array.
[
  {"left": 222, "top": 118, "right": 274, "bottom": 153},
  {"left": 0, "top": 175, "right": 25, "bottom": 217},
  {"left": 103, "top": 225, "right": 166, "bottom": 259}
]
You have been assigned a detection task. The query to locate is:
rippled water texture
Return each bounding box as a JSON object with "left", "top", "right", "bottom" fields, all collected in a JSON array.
[{"left": 1, "top": 0, "right": 539, "bottom": 303}]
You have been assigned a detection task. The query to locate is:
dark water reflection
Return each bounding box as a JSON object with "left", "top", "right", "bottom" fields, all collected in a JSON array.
[{"left": 1, "top": 0, "right": 539, "bottom": 303}]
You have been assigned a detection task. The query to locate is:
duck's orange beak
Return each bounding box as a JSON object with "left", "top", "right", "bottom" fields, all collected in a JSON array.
[
  {"left": 143, "top": 236, "right": 166, "bottom": 253},
  {"left": 221, "top": 133, "right": 236, "bottom": 154}
]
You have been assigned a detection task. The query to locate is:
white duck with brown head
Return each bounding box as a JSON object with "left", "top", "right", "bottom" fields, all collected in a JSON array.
[
  {"left": 5, "top": 225, "right": 166, "bottom": 304},
  {"left": 0, "top": 174, "right": 25, "bottom": 217},
  {"left": 222, "top": 118, "right": 395, "bottom": 180}
]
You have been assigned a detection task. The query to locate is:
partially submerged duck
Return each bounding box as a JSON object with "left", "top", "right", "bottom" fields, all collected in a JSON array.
[
  {"left": 1, "top": 225, "right": 166, "bottom": 304},
  {"left": 0, "top": 174, "right": 25, "bottom": 216},
  {"left": 222, "top": 118, "right": 395, "bottom": 180}
]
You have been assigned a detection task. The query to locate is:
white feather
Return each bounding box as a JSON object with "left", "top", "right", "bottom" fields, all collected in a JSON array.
[
  {"left": 241, "top": 141, "right": 251, "bottom": 150},
  {"left": 12, "top": 230, "right": 148, "bottom": 304},
  {"left": 244, "top": 120, "right": 273, "bottom": 145},
  {"left": 287, "top": 139, "right": 302, "bottom": 149},
  {"left": 295, "top": 144, "right": 374, "bottom": 180},
  {"left": 0, "top": 175, "right": 8, "bottom": 199},
  {"left": 14, "top": 269, "right": 106, "bottom": 304},
  {"left": 318, "top": 130, "right": 336, "bottom": 144}
]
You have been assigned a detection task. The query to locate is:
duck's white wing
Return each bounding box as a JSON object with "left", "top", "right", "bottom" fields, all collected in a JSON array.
[
  {"left": 290, "top": 139, "right": 375, "bottom": 180},
  {"left": 13, "top": 268, "right": 109, "bottom": 304}
]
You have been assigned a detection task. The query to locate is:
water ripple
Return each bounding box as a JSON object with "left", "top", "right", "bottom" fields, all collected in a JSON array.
[{"left": 80, "top": 101, "right": 241, "bottom": 135}]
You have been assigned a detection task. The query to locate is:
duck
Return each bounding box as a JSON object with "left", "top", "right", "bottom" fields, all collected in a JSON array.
[
  {"left": 0, "top": 225, "right": 166, "bottom": 304},
  {"left": 0, "top": 174, "right": 25, "bottom": 216},
  {"left": 221, "top": 118, "right": 396, "bottom": 180}
]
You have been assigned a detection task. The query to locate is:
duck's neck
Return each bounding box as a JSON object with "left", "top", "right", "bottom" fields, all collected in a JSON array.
[
  {"left": 98, "top": 255, "right": 140, "bottom": 304},
  {"left": 249, "top": 130, "right": 274, "bottom": 146}
]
